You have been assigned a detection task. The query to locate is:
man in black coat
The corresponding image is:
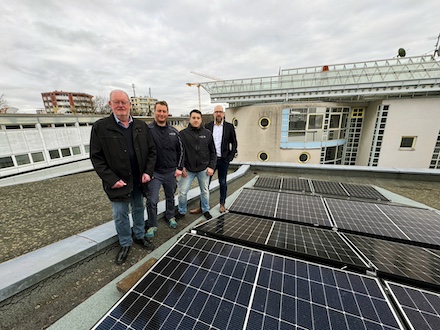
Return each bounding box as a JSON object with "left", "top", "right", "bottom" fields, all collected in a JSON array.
[
  {"left": 190, "top": 105, "right": 237, "bottom": 214},
  {"left": 177, "top": 109, "right": 217, "bottom": 220},
  {"left": 90, "top": 90, "right": 156, "bottom": 264}
]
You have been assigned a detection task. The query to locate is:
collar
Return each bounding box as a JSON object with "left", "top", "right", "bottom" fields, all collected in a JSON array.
[{"left": 113, "top": 114, "right": 133, "bottom": 128}]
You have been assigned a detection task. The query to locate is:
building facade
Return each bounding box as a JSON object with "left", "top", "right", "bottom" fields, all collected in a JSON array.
[
  {"left": 202, "top": 56, "right": 440, "bottom": 169},
  {"left": 130, "top": 96, "right": 158, "bottom": 116},
  {"left": 41, "top": 91, "right": 94, "bottom": 114}
]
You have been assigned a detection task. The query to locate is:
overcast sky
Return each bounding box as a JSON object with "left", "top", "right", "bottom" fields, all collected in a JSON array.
[{"left": 1, "top": 0, "right": 439, "bottom": 115}]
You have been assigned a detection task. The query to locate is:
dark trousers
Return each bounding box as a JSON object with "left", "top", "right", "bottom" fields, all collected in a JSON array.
[
  {"left": 214, "top": 159, "right": 229, "bottom": 205},
  {"left": 146, "top": 171, "right": 177, "bottom": 228}
]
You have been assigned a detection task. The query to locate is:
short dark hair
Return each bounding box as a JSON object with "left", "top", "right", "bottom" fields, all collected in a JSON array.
[
  {"left": 190, "top": 109, "right": 202, "bottom": 116},
  {"left": 155, "top": 100, "right": 168, "bottom": 111}
]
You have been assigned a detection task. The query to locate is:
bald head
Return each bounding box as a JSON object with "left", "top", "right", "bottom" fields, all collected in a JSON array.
[{"left": 213, "top": 105, "right": 225, "bottom": 124}]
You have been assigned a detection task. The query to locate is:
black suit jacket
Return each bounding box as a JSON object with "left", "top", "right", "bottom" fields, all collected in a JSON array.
[{"left": 205, "top": 121, "right": 238, "bottom": 163}]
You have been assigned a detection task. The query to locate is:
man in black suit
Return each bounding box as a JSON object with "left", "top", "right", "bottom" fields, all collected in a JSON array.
[{"left": 190, "top": 105, "right": 237, "bottom": 214}]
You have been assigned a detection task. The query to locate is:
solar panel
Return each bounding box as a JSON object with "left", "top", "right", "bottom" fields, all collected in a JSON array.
[
  {"left": 253, "top": 176, "right": 281, "bottom": 190},
  {"left": 311, "top": 180, "right": 349, "bottom": 197},
  {"left": 276, "top": 193, "right": 332, "bottom": 227},
  {"left": 344, "top": 233, "right": 440, "bottom": 287},
  {"left": 281, "top": 177, "right": 312, "bottom": 192},
  {"left": 195, "top": 213, "right": 368, "bottom": 269},
  {"left": 229, "top": 188, "right": 278, "bottom": 218},
  {"left": 376, "top": 204, "right": 440, "bottom": 247},
  {"left": 94, "top": 234, "right": 403, "bottom": 330},
  {"left": 341, "top": 182, "right": 389, "bottom": 201},
  {"left": 325, "top": 198, "right": 411, "bottom": 240},
  {"left": 386, "top": 281, "right": 440, "bottom": 330}
]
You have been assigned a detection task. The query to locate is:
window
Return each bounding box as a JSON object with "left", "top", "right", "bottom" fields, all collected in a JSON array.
[
  {"left": 0, "top": 156, "right": 14, "bottom": 169},
  {"left": 72, "top": 146, "right": 81, "bottom": 155},
  {"left": 61, "top": 148, "right": 71, "bottom": 157},
  {"left": 400, "top": 136, "right": 416, "bottom": 149},
  {"left": 49, "top": 149, "right": 61, "bottom": 159},
  {"left": 31, "top": 152, "right": 45, "bottom": 163},
  {"left": 259, "top": 117, "right": 270, "bottom": 129},
  {"left": 258, "top": 152, "right": 269, "bottom": 162},
  {"left": 232, "top": 118, "right": 238, "bottom": 128},
  {"left": 299, "top": 152, "right": 310, "bottom": 163},
  {"left": 15, "top": 154, "right": 31, "bottom": 166},
  {"left": 307, "top": 115, "right": 323, "bottom": 129}
]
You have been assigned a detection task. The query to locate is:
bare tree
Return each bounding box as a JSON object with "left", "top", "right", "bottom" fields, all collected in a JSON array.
[
  {"left": 0, "top": 94, "right": 8, "bottom": 110},
  {"left": 93, "top": 95, "right": 111, "bottom": 114}
]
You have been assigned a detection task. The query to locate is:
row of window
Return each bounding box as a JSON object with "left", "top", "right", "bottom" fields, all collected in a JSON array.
[
  {"left": 257, "top": 151, "right": 310, "bottom": 164},
  {"left": 0, "top": 145, "right": 90, "bottom": 169},
  {"left": 0, "top": 123, "right": 91, "bottom": 130}
]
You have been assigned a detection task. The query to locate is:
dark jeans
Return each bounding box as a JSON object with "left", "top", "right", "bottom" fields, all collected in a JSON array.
[
  {"left": 146, "top": 171, "right": 177, "bottom": 228},
  {"left": 214, "top": 159, "right": 229, "bottom": 205}
]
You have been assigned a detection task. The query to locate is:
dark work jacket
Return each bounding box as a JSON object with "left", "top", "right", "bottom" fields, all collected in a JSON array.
[
  {"left": 180, "top": 124, "right": 217, "bottom": 172},
  {"left": 90, "top": 115, "right": 156, "bottom": 201},
  {"left": 205, "top": 120, "right": 238, "bottom": 163},
  {"left": 148, "top": 121, "right": 184, "bottom": 173}
]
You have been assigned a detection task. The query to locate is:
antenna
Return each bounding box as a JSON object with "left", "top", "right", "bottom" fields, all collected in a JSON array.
[
  {"left": 434, "top": 33, "right": 440, "bottom": 57},
  {"left": 132, "top": 83, "right": 136, "bottom": 98}
]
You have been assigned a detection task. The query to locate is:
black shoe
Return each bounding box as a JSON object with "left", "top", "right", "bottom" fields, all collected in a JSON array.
[
  {"left": 134, "top": 237, "right": 155, "bottom": 250},
  {"left": 203, "top": 211, "right": 212, "bottom": 220},
  {"left": 175, "top": 212, "right": 185, "bottom": 220},
  {"left": 115, "top": 246, "right": 130, "bottom": 264}
]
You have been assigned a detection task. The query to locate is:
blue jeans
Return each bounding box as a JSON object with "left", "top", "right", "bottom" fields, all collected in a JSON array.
[
  {"left": 111, "top": 184, "right": 145, "bottom": 247},
  {"left": 178, "top": 170, "right": 210, "bottom": 214},
  {"left": 146, "top": 171, "right": 177, "bottom": 228}
]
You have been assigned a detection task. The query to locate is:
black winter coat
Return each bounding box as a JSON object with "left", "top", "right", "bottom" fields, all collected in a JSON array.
[
  {"left": 148, "top": 121, "right": 184, "bottom": 173},
  {"left": 90, "top": 115, "right": 156, "bottom": 201},
  {"left": 180, "top": 124, "right": 217, "bottom": 172}
]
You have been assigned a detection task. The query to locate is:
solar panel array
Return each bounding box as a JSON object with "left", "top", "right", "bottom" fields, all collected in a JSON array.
[
  {"left": 230, "top": 188, "right": 332, "bottom": 227},
  {"left": 253, "top": 175, "right": 389, "bottom": 201},
  {"left": 94, "top": 234, "right": 404, "bottom": 330},
  {"left": 94, "top": 177, "right": 440, "bottom": 329},
  {"left": 196, "top": 213, "right": 368, "bottom": 269}
]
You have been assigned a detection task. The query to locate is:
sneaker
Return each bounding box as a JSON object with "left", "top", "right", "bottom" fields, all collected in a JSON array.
[
  {"left": 203, "top": 211, "right": 212, "bottom": 220},
  {"left": 169, "top": 217, "right": 177, "bottom": 229},
  {"left": 145, "top": 227, "right": 157, "bottom": 238},
  {"left": 175, "top": 212, "right": 185, "bottom": 220},
  {"left": 133, "top": 237, "right": 155, "bottom": 250}
]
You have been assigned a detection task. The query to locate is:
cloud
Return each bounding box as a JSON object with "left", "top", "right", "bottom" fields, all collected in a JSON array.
[{"left": 1, "top": 0, "right": 439, "bottom": 114}]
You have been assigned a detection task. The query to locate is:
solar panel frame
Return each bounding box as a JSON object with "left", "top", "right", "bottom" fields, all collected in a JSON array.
[
  {"left": 194, "top": 213, "right": 369, "bottom": 270},
  {"left": 385, "top": 281, "right": 440, "bottom": 330},
  {"left": 253, "top": 176, "right": 282, "bottom": 190},
  {"left": 343, "top": 233, "right": 440, "bottom": 288},
  {"left": 325, "top": 198, "right": 412, "bottom": 241},
  {"left": 280, "top": 177, "right": 312, "bottom": 193},
  {"left": 276, "top": 192, "right": 333, "bottom": 227},
  {"left": 93, "top": 234, "right": 404, "bottom": 330},
  {"left": 376, "top": 204, "right": 440, "bottom": 248},
  {"left": 311, "top": 179, "right": 349, "bottom": 197},
  {"left": 341, "top": 182, "right": 390, "bottom": 201},
  {"left": 229, "top": 188, "right": 279, "bottom": 218}
]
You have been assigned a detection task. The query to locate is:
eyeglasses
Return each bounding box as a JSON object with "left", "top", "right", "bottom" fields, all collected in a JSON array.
[{"left": 111, "top": 101, "right": 130, "bottom": 106}]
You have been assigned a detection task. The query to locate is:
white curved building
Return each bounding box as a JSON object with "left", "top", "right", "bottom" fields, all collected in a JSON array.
[{"left": 202, "top": 55, "right": 440, "bottom": 169}]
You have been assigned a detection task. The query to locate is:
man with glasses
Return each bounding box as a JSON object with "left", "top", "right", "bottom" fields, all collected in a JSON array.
[
  {"left": 90, "top": 90, "right": 156, "bottom": 264},
  {"left": 145, "top": 101, "right": 184, "bottom": 238},
  {"left": 190, "top": 105, "right": 237, "bottom": 214}
]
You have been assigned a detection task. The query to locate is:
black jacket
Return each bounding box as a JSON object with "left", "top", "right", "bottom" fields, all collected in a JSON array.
[
  {"left": 148, "top": 121, "right": 184, "bottom": 173},
  {"left": 90, "top": 115, "right": 156, "bottom": 201},
  {"left": 180, "top": 124, "right": 217, "bottom": 172},
  {"left": 205, "top": 120, "right": 238, "bottom": 162}
]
